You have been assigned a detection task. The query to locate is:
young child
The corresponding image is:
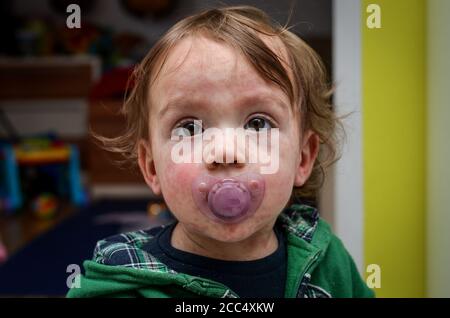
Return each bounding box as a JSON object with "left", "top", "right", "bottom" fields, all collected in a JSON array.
[{"left": 68, "top": 6, "right": 374, "bottom": 298}]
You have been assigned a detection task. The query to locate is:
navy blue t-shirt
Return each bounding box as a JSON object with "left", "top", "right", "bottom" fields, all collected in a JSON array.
[{"left": 143, "top": 223, "right": 287, "bottom": 298}]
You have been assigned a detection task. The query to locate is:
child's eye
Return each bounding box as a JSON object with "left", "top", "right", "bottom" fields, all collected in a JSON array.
[
  {"left": 173, "top": 120, "right": 204, "bottom": 137},
  {"left": 244, "top": 117, "right": 273, "bottom": 131}
]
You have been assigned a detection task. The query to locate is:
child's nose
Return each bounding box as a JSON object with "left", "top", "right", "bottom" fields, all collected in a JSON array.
[
  {"left": 204, "top": 130, "right": 246, "bottom": 170},
  {"left": 206, "top": 158, "right": 245, "bottom": 170},
  {"left": 205, "top": 146, "right": 246, "bottom": 170}
]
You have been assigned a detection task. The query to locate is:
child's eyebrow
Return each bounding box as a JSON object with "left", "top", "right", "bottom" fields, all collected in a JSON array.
[
  {"left": 158, "top": 97, "right": 200, "bottom": 118},
  {"left": 239, "top": 94, "right": 290, "bottom": 113},
  {"left": 158, "top": 93, "right": 289, "bottom": 118}
]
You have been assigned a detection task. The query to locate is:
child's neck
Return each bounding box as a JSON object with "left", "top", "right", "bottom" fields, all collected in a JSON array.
[{"left": 171, "top": 222, "right": 278, "bottom": 261}]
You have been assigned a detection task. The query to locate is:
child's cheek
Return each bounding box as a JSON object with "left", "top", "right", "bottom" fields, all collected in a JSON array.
[
  {"left": 159, "top": 161, "right": 201, "bottom": 209},
  {"left": 154, "top": 141, "right": 191, "bottom": 187},
  {"left": 166, "top": 163, "right": 198, "bottom": 187},
  {"left": 262, "top": 133, "right": 298, "bottom": 202},
  {"left": 263, "top": 170, "right": 294, "bottom": 208}
]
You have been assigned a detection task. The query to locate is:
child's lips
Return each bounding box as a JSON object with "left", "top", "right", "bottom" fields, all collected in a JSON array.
[{"left": 191, "top": 172, "right": 265, "bottom": 224}]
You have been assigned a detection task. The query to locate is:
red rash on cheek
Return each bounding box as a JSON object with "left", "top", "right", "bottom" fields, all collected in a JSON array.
[
  {"left": 168, "top": 164, "right": 196, "bottom": 185},
  {"left": 159, "top": 163, "right": 199, "bottom": 200}
]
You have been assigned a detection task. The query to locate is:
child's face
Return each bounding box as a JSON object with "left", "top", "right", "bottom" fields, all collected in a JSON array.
[{"left": 139, "top": 35, "right": 318, "bottom": 243}]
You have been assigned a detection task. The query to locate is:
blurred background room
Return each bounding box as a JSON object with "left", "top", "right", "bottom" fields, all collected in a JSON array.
[{"left": 0, "top": 0, "right": 449, "bottom": 298}]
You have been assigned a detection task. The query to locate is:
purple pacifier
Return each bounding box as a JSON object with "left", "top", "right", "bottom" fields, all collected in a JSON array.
[{"left": 192, "top": 172, "right": 265, "bottom": 224}]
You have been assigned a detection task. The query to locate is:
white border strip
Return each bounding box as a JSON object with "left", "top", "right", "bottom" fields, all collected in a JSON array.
[
  {"left": 426, "top": 0, "right": 450, "bottom": 298},
  {"left": 331, "top": 0, "right": 364, "bottom": 272}
]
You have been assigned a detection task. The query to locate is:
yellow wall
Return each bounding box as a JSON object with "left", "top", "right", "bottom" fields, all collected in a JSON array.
[{"left": 362, "top": 0, "right": 426, "bottom": 297}]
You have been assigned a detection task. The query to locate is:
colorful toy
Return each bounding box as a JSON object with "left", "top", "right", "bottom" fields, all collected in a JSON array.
[
  {"left": 147, "top": 201, "right": 173, "bottom": 222},
  {"left": 0, "top": 136, "right": 87, "bottom": 215},
  {"left": 32, "top": 193, "right": 59, "bottom": 219},
  {"left": 0, "top": 144, "right": 22, "bottom": 212},
  {"left": 147, "top": 202, "right": 166, "bottom": 216}
]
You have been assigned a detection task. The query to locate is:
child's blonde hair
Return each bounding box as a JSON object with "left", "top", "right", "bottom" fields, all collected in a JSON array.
[{"left": 95, "top": 5, "right": 341, "bottom": 200}]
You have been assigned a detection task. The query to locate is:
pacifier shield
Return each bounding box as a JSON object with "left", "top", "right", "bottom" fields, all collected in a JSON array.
[{"left": 192, "top": 172, "right": 265, "bottom": 224}]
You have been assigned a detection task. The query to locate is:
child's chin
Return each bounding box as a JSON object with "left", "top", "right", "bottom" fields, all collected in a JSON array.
[{"left": 207, "top": 220, "right": 258, "bottom": 243}]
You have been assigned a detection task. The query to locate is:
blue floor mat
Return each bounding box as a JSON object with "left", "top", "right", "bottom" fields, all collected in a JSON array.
[{"left": 0, "top": 199, "right": 169, "bottom": 297}]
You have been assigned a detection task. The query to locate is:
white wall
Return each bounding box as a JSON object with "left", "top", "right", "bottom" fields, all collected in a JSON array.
[
  {"left": 321, "top": 0, "right": 364, "bottom": 272},
  {"left": 426, "top": 0, "right": 450, "bottom": 298},
  {"left": 0, "top": 100, "right": 87, "bottom": 138}
]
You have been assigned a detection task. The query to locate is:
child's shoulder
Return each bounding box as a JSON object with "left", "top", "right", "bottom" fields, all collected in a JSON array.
[{"left": 92, "top": 225, "right": 167, "bottom": 269}]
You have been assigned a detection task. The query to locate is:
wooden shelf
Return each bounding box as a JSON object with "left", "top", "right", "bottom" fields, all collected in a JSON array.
[{"left": 0, "top": 57, "right": 98, "bottom": 99}]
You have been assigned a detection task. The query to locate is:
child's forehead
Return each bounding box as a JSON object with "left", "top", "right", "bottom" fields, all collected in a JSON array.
[
  {"left": 156, "top": 36, "right": 263, "bottom": 87},
  {"left": 150, "top": 35, "right": 292, "bottom": 110},
  {"left": 158, "top": 34, "right": 289, "bottom": 79}
]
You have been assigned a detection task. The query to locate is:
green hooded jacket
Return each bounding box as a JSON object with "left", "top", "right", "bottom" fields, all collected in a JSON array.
[{"left": 67, "top": 204, "right": 375, "bottom": 298}]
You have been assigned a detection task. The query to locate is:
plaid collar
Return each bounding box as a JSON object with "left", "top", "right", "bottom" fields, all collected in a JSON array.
[{"left": 277, "top": 203, "right": 319, "bottom": 243}]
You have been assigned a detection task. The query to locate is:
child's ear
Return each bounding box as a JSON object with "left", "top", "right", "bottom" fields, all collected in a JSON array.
[
  {"left": 137, "top": 139, "right": 161, "bottom": 195},
  {"left": 294, "top": 130, "right": 320, "bottom": 187}
]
